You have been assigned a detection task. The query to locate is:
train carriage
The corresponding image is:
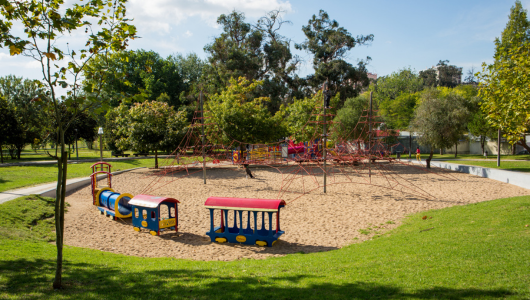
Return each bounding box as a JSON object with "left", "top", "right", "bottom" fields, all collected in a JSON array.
[
  {"left": 129, "top": 194, "right": 180, "bottom": 236},
  {"left": 205, "top": 197, "right": 286, "bottom": 247}
]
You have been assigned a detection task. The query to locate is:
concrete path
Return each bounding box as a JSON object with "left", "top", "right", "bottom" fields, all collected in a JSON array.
[
  {"left": 405, "top": 159, "right": 530, "bottom": 190},
  {"left": 0, "top": 155, "right": 173, "bottom": 167},
  {"left": 0, "top": 167, "right": 145, "bottom": 204}
]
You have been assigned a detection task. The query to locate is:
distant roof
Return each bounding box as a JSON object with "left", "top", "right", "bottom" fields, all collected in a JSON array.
[
  {"left": 375, "top": 129, "right": 400, "bottom": 137},
  {"left": 129, "top": 194, "right": 179, "bottom": 208},
  {"left": 205, "top": 197, "right": 286, "bottom": 212}
]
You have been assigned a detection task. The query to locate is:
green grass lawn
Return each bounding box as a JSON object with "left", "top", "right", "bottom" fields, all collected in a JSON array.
[
  {"left": 444, "top": 160, "right": 530, "bottom": 173},
  {"left": 0, "top": 159, "right": 157, "bottom": 192},
  {"left": 0, "top": 195, "right": 529, "bottom": 299}
]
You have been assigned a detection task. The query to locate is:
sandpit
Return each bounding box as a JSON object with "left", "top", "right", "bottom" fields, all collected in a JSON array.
[{"left": 64, "top": 163, "right": 530, "bottom": 261}]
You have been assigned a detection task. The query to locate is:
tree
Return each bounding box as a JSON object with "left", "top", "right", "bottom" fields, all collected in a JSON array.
[
  {"left": 468, "top": 109, "right": 497, "bottom": 155},
  {"left": 84, "top": 50, "right": 187, "bottom": 108},
  {"left": 0, "top": 75, "right": 46, "bottom": 159},
  {"left": 205, "top": 77, "right": 286, "bottom": 159},
  {"left": 0, "top": 0, "right": 136, "bottom": 288},
  {"left": 372, "top": 68, "right": 424, "bottom": 104},
  {"left": 114, "top": 100, "right": 188, "bottom": 168},
  {"left": 478, "top": 1, "right": 530, "bottom": 152},
  {"left": 0, "top": 95, "right": 20, "bottom": 163},
  {"left": 203, "top": 10, "right": 301, "bottom": 112},
  {"left": 436, "top": 60, "right": 463, "bottom": 88},
  {"left": 419, "top": 60, "right": 462, "bottom": 88},
  {"left": 282, "top": 91, "right": 340, "bottom": 143},
  {"left": 419, "top": 68, "right": 437, "bottom": 87},
  {"left": 332, "top": 92, "right": 369, "bottom": 143},
  {"left": 410, "top": 89, "right": 470, "bottom": 167},
  {"left": 296, "top": 10, "right": 373, "bottom": 105},
  {"left": 464, "top": 66, "right": 479, "bottom": 85}
]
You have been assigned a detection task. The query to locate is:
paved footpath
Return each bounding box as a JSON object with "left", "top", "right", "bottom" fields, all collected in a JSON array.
[
  {"left": 0, "top": 167, "right": 145, "bottom": 205},
  {"left": 0, "top": 155, "right": 174, "bottom": 167}
]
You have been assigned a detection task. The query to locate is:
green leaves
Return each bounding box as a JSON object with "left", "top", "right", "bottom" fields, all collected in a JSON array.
[
  {"left": 206, "top": 77, "right": 286, "bottom": 145},
  {"left": 478, "top": 1, "right": 530, "bottom": 146}
]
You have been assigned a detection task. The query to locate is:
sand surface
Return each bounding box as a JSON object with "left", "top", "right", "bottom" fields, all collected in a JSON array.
[{"left": 64, "top": 162, "right": 530, "bottom": 261}]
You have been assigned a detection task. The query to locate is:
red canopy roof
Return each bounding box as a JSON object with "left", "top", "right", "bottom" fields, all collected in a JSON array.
[
  {"left": 205, "top": 197, "right": 286, "bottom": 212},
  {"left": 129, "top": 194, "right": 180, "bottom": 208}
]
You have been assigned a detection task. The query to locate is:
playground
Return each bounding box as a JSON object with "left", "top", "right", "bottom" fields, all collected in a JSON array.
[{"left": 63, "top": 162, "right": 530, "bottom": 261}]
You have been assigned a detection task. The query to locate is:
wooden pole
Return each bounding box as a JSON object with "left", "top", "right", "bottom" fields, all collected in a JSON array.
[
  {"left": 497, "top": 128, "right": 501, "bottom": 167},
  {"left": 201, "top": 91, "right": 206, "bottom": 184},
  {"left": 368, "top": 92, "right": 373, "bottom": 180},
  {"left": 323, "top": 82, "right": 327, "bottom": 193}
]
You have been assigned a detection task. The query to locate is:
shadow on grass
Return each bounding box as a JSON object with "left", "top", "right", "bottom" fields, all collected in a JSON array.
[{"left": 0, "top": 258, "right": 516, "bottom": 299}]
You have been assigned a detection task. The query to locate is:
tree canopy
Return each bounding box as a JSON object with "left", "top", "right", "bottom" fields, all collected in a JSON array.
[
  {"left": 478, "top": 0, "right": 530, "bottom": 151},
  {"left": 296, "top": 10, "right": 373, "bottom": 105},
  {"left": 411, "top": 88, "right": 470, "bottom": 164}
]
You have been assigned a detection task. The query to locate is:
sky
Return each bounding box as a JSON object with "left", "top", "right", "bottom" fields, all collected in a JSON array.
[{"left": 1, "top": 0, "right": 528, "bottom": 81}]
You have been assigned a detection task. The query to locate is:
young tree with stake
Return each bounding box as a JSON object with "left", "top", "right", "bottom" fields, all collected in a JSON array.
[{"left": 0, "top": 0, "right": 136, "bottom": 289}]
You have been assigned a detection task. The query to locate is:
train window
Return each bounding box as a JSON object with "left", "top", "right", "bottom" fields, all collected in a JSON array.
[
  {"left": 160, "top": 205, "right": 169, "bottom": 220},
  {"left": 134, "top": 208, "right": 139, "bottom": 218},
  {"left": 151, "top": 210, "right": 156, "bottom": 221},
  {"left": 142, "top": 210, "right": 147, "bottom": 220}
]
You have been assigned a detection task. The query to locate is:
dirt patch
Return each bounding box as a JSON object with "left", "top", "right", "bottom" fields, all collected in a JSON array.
[{"left": 64, "top": 163, "right": 530, "bottom": 261}]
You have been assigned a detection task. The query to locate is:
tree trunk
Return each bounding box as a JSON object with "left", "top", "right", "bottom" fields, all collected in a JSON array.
[
  {"left": 68, "top": 144, "right": 71, "bottom": 160},
  {"left": 409, "top": 134, "right": 412, "bottom": 159},
  {"left": 0, "top": 141, "right": 3, "bottom": 164},
  {"left": 439, "top": 148, "right": 443, "bottom": 155},
  {"left": 512, "top": 143, "right": 516, "bottom": 155},
  {"left": 481, "top": 136, "right": 485, "bottom": 155},
  {"left": 455, "top": 143, "right": 458, "bottom": 158},
  {"left": 516, "top": 139, "right": 530, "bottom": 152},
  {"left": 53, "top": 129, "right": 67, "bottom": 289},
  {"left": 426, "top": 148, "right": 434, "bottom": 169},
  {"left": 155, "top": 149, "right": 159, "bottom": 169},
  {"left": 241, "top": 143, "right": 247, "bottom": 163}
]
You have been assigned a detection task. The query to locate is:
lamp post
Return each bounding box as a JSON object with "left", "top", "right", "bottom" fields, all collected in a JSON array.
[
  {"left": 98, "top": 127, "right": 104, "bottom": 161},
  {"left": 75, "top": 128, "right": 79, "bottom": 160}
]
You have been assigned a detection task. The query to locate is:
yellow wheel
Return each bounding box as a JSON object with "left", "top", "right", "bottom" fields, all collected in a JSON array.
[
  {"left": 272, "top": 240, "right": 278, "bottom": 246},
  {"left": 133, "top": 227, "right": 140, "bottom": 232},
  {"left": 150, "top": 231, "right": 158, "bottom": 236},
  {"left": 256, "top": 241, "right": 267, "bottom": 247},
  {"left": 215, "top": 237, "right": 227, "bottom": 243}
]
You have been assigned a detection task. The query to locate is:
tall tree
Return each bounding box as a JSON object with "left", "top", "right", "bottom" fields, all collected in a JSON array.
[
  {"left": 332, "top": 92, "right": 369, "bottom": 143},
  {"left": 204, "top": 10, "right": 301, "bottom": 112},
  {"left": 436, "top": 60, "right": 463, "bottom": 88},
  {"left": 478, "top": 0, "right": 530, "bottom": 152},
  {"left": 84, "top": 50, "right": 186, "bottom": 108},
  {"left": 419, "top": 60, "right": 462, "bottom": 88},
  {"left": 205, "top": 77, "right": 286, "bottom": 160},
  {"left": 114, "top": 100, "right": 188, "bottom": 168},
  {"left": 0, "top": 0, "right": 136, "bottom": 288},
  {"left": 296, "top": 10, "right": 373, "bottom": 105},
  {"left": 0, "top": 95, "right": 20, "bottom": 163},
  {"left": 0, "top": 75, "right": 46, "bottom": 158},
  {"left": 411, "top": 89, "right": 470, "bottom": 167}
]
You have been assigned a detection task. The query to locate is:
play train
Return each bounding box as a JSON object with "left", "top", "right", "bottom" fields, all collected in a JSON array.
[{"left": 90, "top": 162, "right": 286, "bottom": 246}]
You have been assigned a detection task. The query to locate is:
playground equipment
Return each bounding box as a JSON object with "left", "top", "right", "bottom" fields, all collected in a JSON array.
[
  {"left": 129, "top": 194, "right": 180, "bottom": 236},
  {"left": 90, "top": 162, "right": 134, "bottom": 219},
  {"left": 204, "top": 197, "right": 286, "bottom": 247}
]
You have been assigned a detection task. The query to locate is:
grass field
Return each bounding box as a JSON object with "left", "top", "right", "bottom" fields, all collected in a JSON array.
[
  {"left": 0, "top": 159, "right": 157, "bottom": 192},
  {"left": 0, "top": 194, "right": 529, "bottom": 299}
]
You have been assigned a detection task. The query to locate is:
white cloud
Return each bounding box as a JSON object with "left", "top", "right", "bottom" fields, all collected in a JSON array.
[
  {"left": 184, "top": 30, "right": 193, "bottom": 37},
  {"left": 127, "top": 0, "right": 292, "bottom": 34}
]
